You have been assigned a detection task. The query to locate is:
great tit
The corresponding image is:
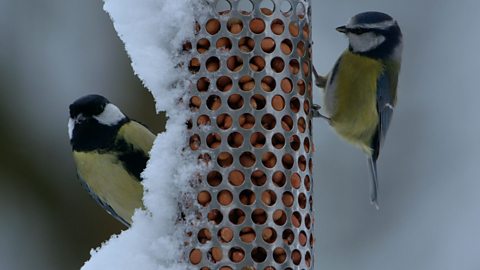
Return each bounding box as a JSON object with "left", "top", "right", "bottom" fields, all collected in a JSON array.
[
  {"left": 68, "top": 94, "right": 155, "bottom": 226},
  {"left": 313, "top": 12, "right": 403, "bottom": 208}
]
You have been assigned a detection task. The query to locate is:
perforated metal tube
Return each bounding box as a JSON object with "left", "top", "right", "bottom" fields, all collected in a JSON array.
[{"left": 185, "top": 0, "right": 313, "bottom": 269}]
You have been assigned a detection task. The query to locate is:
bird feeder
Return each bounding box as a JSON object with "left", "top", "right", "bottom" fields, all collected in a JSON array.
[{"left": 185, "top": 0, "right": 314, "bottom": 268}]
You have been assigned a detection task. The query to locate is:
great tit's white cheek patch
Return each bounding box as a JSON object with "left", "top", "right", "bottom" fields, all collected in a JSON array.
[
  {"left": 68, "top": 118, "right": 75, "bottom": 139},
  {"left": 348, "top": 32, "right": 385, "bottom": 53},
  {"left": 94, "top": 103, "right": 126, "bottom": 126}
]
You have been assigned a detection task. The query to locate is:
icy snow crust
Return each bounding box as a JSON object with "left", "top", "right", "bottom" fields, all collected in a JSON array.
[{"left": 82, "top": 1, "right": 211, "bottom": 269}]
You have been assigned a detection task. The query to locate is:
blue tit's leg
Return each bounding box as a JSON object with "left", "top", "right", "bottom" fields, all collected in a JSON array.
[
  {"left": 312, "top": 104, "right": 321, "bottom": 111},
  {"left": 311, "top": 65, "right": 330, "bottom": 123},
  {"left": 313, "top": 65, "right": 327, "bottom": 88},
  {"left": 311, "top": 104, "right": 331, "bottom": 124}
]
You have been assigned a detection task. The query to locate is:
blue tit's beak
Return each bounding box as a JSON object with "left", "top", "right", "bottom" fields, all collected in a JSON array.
[{"left": 336, "top": 25, "right": 348, "bottom": 33}]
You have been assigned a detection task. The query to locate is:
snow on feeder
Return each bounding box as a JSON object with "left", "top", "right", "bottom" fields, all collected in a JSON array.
[{"left": 186, "top": 0, "right": 313, "bottom": 268}]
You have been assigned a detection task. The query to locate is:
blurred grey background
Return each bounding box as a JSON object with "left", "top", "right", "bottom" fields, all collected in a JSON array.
[{"left": 0, "top": 0, "right": 479, "bottom": 269}]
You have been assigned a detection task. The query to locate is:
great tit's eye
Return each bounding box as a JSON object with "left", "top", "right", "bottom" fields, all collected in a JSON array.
[{"left": 92, "top": 104, "right": 105, "bottom": 116}]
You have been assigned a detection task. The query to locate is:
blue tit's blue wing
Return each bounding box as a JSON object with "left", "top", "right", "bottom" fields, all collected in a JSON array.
[
  {"left": 372, "top": 66, "right": 397, "bottom": 161},
  {"left": 78, "top": 175, "right": 130, "bottom": 227},
  {"left": 368, "top": 67, "right": 397, "bottom": 208}
]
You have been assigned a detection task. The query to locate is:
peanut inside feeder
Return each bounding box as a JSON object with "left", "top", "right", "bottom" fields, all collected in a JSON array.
[
  {"left": 261, "top": 37, "right": 276, "bottom": 53},
  {"left": 240, "top": 227, "right": 256, "bottom": 243},
  {"left": 216, "top": 113, "right": 232, "bottom": 129},
  {"left": 261, "top": 76, "right": 276, "bottom": 92},
  {"left": 219, "top": 227, "right": 234, "bottom": 243},
  {"left": 239, "top": 75, "right": 256, "bottom": 92},
  {"left": 207, "top": 171, "right": 222, "bottom": 187},
  {"left": 251, "top": 170, "right": 267, "bottom": 186},
  {"left": 206, "top": 18, "right": 221, "bottom": 35},
  {"left": 228, "top": 170, "right": 245, "bottom": 186},
  {"left": 227, "top": 18, "right": 243, "bottom": 34},
  {"left": 272, "top": 132, "right": 285, "bottom": 149},
  {"left": 218, "top": 190, "right": 233, "bottom": 206},
  {"left": 197, "top": 38, "right": 210, "bottom": 53},
  {"left": 239, "top": 189, "right": 255, "bottom": 205},
  {"left": 239, "top": 36, "right": 255, "bottom": 52},
  {"left": 248, "top": 57, "right": 265, "bottom": 72},
  {"left": 281, "top": 39, "right": 293, "bottom": 55},
  {"left": 272, "top": 171, "right": 286, "bottom": 187},
  {"left": 251, "top": 208, "right": 267, "bottom": 225},
  {"left": 216, "top": 37, "right": 232, "bottom": 51},
  {"left": 217, "top": 76, "right": 233, "bottom": 92},
  {"left": 251, "top": 247, "right": 267, "bottom": 263},
  {"left": 273, "top": 247, "right": 287, "bottom": 264},
  {"left": 239, "top": 113, "right": 255, "bottom": 129},
  {"left": 250, "top": 132, "right": 266, "bottom": 148},
  {"left": 271, "top": 19, "right": 285, "bottom": 35}
]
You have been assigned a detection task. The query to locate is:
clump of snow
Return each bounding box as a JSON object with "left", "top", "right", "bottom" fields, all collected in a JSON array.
[{"left": 82, "top": 1, "right": 211, "bottom": 269}]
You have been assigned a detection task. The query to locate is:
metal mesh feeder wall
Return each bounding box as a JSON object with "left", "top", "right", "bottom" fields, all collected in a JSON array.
[{"left": 185, "top": 0, "right": 313, "bottom": 269}]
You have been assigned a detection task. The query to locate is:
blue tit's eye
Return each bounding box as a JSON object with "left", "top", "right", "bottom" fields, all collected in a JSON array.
[{"left": 350, "top": 28, "right": 367, "bottom": 34}]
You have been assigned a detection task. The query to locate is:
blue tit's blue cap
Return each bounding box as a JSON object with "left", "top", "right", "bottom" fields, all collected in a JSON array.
[
  {"left": 350, "top": 11, "right": 394, "bottom": 25},
  {"left": 339, "top": 11, "right": 402, "bottom": 59}
]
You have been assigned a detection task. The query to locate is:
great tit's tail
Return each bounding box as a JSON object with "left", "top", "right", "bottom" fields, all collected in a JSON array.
[{"left": 367, "top": 157, "right": 380, "bottom": 210}]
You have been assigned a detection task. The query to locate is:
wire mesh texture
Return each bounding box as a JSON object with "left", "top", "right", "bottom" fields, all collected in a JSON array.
[{"left": 185, "top": 0, "right": 313, "bottom": 269}]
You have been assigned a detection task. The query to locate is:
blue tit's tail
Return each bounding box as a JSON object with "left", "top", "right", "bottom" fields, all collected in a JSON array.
[{"left": 367, "top": 157, "right": 380, "bottom": 210}]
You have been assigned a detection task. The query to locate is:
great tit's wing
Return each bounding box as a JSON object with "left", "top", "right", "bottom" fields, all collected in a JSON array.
[
  {"left": 117, "top": 121, "right": 156, "bottom": 154},
  {"left": 114, "top": 121, "right": 156, "bottom": 180},
  {"left": 73, "top": 151, "right": 145, "bottom": 226},
  {"left": 77, "top": 173, "right": 130, "bottom": 227}
]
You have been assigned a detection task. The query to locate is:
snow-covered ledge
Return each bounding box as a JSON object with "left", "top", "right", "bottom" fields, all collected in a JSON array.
[{"left": 82, "top": 1, "right": 209, "bottom": 269}]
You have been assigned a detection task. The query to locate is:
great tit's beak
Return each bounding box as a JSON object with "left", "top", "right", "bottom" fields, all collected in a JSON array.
[
  {"left": 336, "top": 25, "right": 348, "bottom": 33},
  {"left": 75, "top": 114, "right": 86, "bottom": 124}
]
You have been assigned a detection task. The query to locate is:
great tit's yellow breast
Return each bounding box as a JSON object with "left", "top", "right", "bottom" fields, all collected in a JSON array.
[
  {"left": 326, "top": 51, "right": 384, "bottom": 153},
  {"left": 73, "top": 151, "right": 144, "bottom": 224}
]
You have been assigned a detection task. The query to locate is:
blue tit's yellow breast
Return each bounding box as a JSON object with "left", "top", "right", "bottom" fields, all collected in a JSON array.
[
  {"left": 73, "top": 151, "right": 144, "bottom": 224},
  {"left": 327, "top": 51, "right": 384, "bottom": 153}
]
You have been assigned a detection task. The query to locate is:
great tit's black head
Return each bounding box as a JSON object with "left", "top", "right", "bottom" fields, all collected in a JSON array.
[
  {"left": 337, "top": 11, "right": 403, "bottom": 59},
  {"left": 69, "top": 94, "right": 109, "bottom": 119},
  {"left": 69, "top": 95, "right": 128, "bottom": 151}
]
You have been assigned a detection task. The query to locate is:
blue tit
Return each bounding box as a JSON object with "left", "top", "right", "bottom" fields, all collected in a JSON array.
[
  {"left": 68, "top": 95, "right": 155, "bottom": 226},
  {"left": 313, "top": 11, "right": 403, "bottom": 208}
]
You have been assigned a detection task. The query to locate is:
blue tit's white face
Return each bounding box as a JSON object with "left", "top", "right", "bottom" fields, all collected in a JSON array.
[
  {"left": 346, "top": 29, "right": 387, "bottom": 53},
  {"left": 338, "top": 11, "right": 403, "bottom": 59}
]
